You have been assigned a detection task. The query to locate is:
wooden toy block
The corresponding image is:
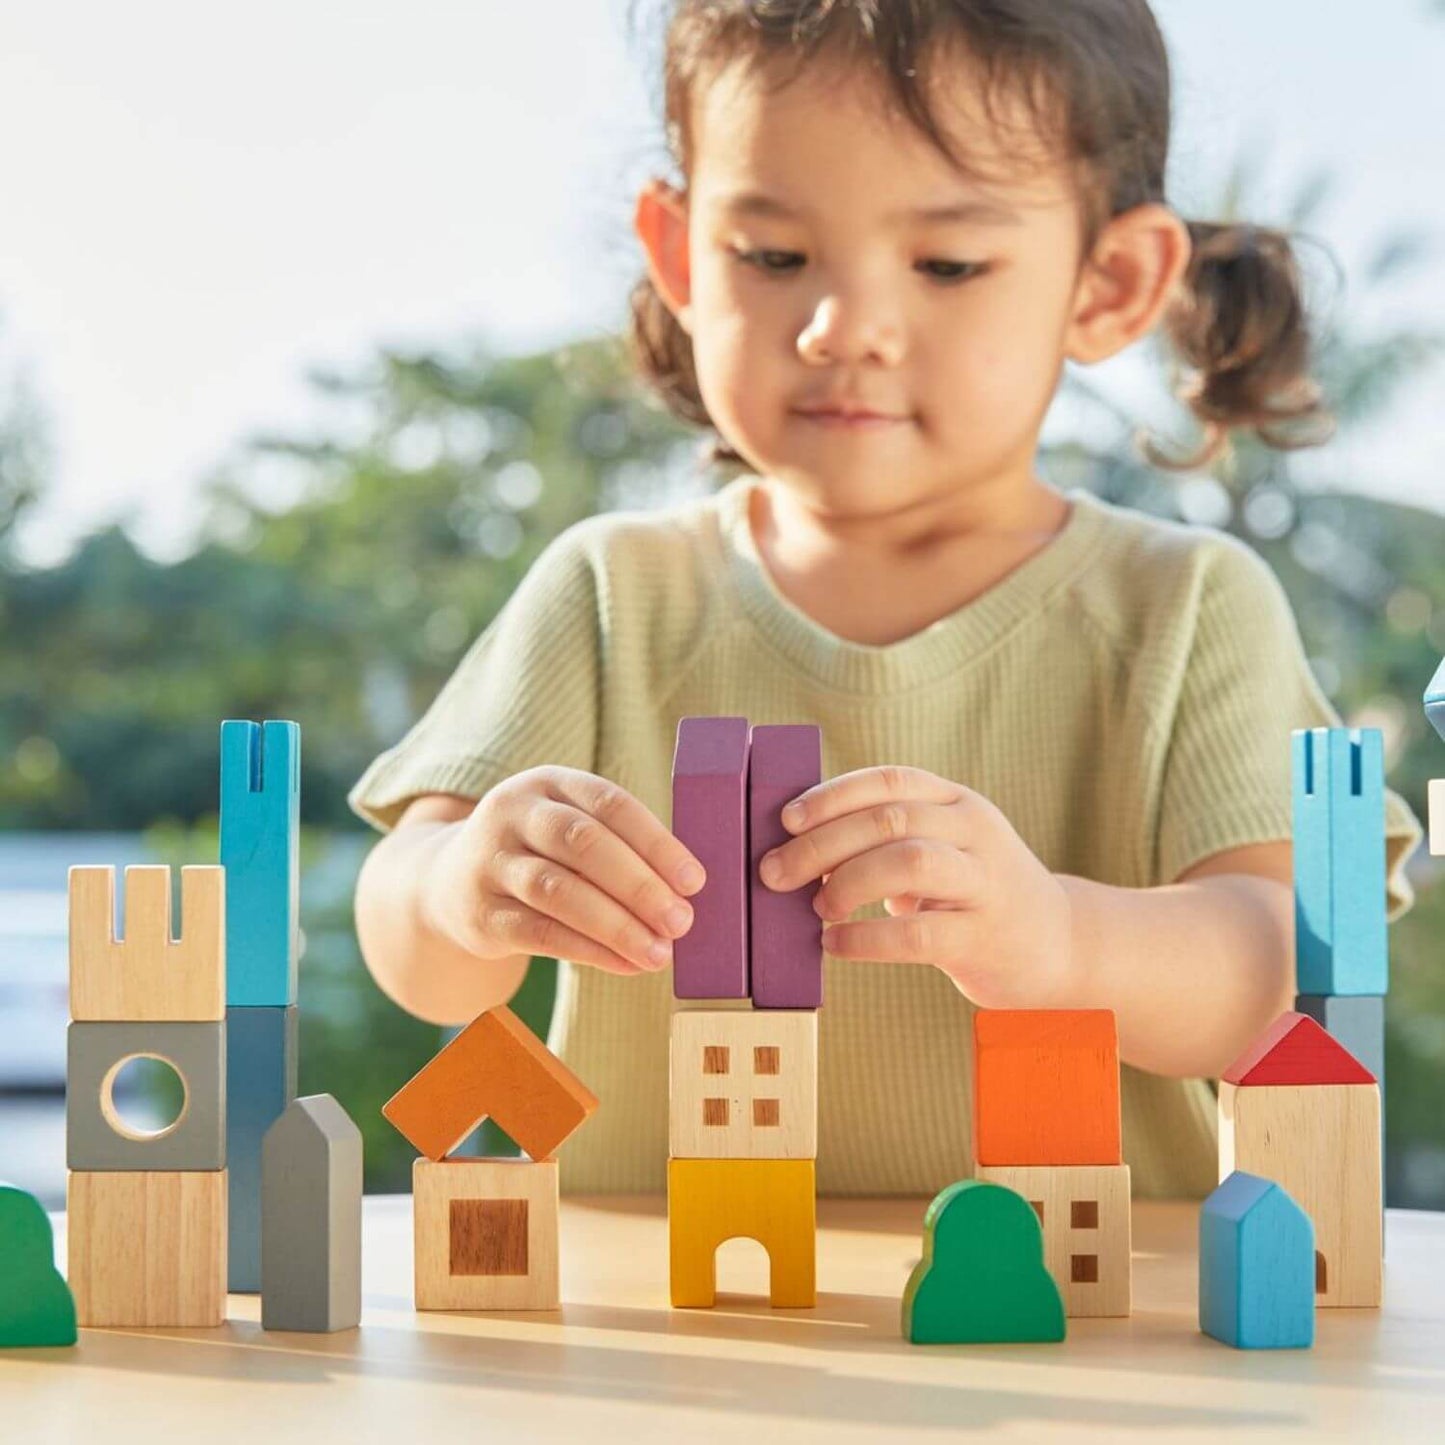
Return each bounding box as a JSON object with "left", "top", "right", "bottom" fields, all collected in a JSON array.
[
  {"left": 1219, "top": 1081, "right": 1381, "bottom": 1307},
  {"left": 902, "top": 1179, "right": 1066, "bottom": 1344},
  {"left": 67, "top": 1170, "right": 227, "bottom": 1327},
  {"left": 748, "top": 724, "right": 823, "bottom": 1009},
  {"left": 671, "top": 716, "right": 751, "bottom": 999},
  {"left": 1293, "top": 993, "right": 1384, "bottom": 1108},
  {"left": 383, "top": 1004, "right": 597, "bottom": 1163},
  {"left": 261, "top": 1095, "right": 362, "bottom": 1332},
  {"left": 972, "top": 1009, "right": 1121, "bottom": 1167},
  {"left": 66, "top": 1021, "right": 225, "bottom": 1172},
  {"left": 1291, "top": 727, "right": 1387, "bottom": 996},
  {"left": 413, "top": 1158, "right": 559, "bottom": 1310},
  {"left": 668, "top": 1157, "right": 816, "bottom": 1308},
  {"left": 220, "top": 719, "right": 300, "bottom": 1007},
  {"left": 0, "top": 1182, "right": 77, "bottom": 1348},
  {"left": 69, "top": 864, "right": 225, "bottom": 1022},
  {"left": 1222, "top": 1010, "right": 1375, "bottom": 1087},
  {"left": 1200, "top": 1171, "right": 1314, "bottom": 1349},
  {"left": 226, "top": 1004, "right": 298, "bottom": 1291},
  {"left": 1430, "top": 779, "right": 1445, "bottom": 856},
  {"left": 975, "top": 1163, "right": 1131, "bottom": 1317},
  {"left": 1424, "top": 657, "right": 1445, "bottom": 742},
  {"left": 670, "top": 1008, "right": 817, "bottom": 1159}
]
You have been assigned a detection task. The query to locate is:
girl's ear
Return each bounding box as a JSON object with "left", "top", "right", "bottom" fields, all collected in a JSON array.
[
  {"left": 1064, "top": 202, "right": 1192, "bottom": 365},
  {"left": 634, "top": 178, "right": 694, "bottom": 334}
]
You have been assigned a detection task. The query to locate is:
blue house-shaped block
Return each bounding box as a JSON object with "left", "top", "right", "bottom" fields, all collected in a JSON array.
[
  {"left": 1291, "top": 727, "right": 1387, "bottom": 996},
  {"left": 1424, "top": 657, "right": 1445, "bottom": 743},
  {"left": 1200, "top": 1170, "right": 1315, "bottom": 1350}
]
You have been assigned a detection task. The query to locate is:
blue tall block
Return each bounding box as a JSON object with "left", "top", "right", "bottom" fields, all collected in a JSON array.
[
  {"left": 227, "top": 1004, "right": 299, "bottom": 1292},
  {"left": 1291, "top": 727, "right": 1387, "bottom": 996},
  {"left": 220, "top": 719, "right": 300, "bottom": 1007},
  {"left": 1200, "top": 1171, "right": 1315, "bottom": 1350}
]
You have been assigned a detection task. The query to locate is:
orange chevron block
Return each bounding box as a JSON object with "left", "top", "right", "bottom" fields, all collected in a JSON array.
[
  {"left": 973, "top": 1009, "right": 1121, "bottom": 1166},
  {"left": 383, "top": 1005, "right": 598, "bottom": 1162}
]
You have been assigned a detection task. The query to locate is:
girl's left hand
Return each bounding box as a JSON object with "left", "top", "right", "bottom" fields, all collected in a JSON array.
[{"left": 758, "top": 765, "right": 1075, "bottom": 1011}]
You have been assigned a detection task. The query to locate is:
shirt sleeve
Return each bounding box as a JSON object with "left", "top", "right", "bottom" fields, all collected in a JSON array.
[
  {"left": 347, "top": 523, "right": 602, "bottom": 833},
  {"left": 1153, "top": 534, "right": 1422, "bottom": 922}
]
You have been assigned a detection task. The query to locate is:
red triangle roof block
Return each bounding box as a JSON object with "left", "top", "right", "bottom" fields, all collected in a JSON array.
[{"left": 1222, "top": 1011, "right": 1376, "bottom": 1086}]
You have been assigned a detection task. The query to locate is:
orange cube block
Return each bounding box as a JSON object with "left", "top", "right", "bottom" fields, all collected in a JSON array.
[
  {"left": 973, "top": 1009, "right": 1121, "bottom": 1167},
  {"left": 383, "top": 1004, "right": 598, "bottom": 1162}
]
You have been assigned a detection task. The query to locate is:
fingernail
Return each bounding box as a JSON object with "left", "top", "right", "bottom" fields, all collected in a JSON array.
[
  {"left": 663, "top": 902, "right": 692, "bottom": 935},
  {"left": 677, "top": 861, "right": 705, "bottom": 892},
  {"left": 760, "top": 855, "right": 783, "bottom": 887},
  {"left": 648, "top": 937, "right": 673, "bottom": 966},
  {"left": 782, "top": 801, "right": 803, "bottom": 826}
]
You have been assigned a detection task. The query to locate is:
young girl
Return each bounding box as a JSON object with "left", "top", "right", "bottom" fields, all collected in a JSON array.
[{"left": 348, "top": 0, "right": 1422, "bottom": 1198}]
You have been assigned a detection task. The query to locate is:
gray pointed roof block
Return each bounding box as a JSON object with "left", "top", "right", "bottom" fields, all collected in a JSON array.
[{"left": 262, "top": 1093, "right": 362, "bottom": 1332}]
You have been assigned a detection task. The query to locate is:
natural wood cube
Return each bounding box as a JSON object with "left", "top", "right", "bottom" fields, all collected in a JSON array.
[
  {"left": 670, "top": 1008, "right": 816, "bottom": 1160},
  {"left": 975, "top": 1163, "right": 1131, "bottom": 1317},
  {"left": 413, "top": 1158, "right": 558, "bottom": 1310}
]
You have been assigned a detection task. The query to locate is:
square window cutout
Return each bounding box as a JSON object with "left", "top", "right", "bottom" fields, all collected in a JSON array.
[{"left": 450, "top": 1199, "right": 529, "bottom": 1277}]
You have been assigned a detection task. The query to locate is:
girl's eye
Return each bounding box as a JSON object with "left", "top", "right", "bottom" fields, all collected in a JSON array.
[
  {"left": 918, "top": 259, "right": 988, "bottom": 284},
  {"left": 731, "top": 248, "right": 987, "bottom": 285}
]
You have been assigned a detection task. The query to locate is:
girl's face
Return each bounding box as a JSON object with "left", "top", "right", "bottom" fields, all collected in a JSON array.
[{"left": 641, "top": 52, "right": 1148, "bottom": 524}]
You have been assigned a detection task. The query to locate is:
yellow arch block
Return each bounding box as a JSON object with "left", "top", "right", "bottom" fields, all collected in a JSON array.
[{"left": 668, "top": 1157, "right": 816, "bottom": 1308}]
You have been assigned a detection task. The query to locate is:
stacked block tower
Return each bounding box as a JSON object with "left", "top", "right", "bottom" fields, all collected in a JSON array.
[
  {"left": 383, "top": 1005, "right": 598, "bottom": 1310},
  {"left": 1290, "top": 727, "right": 1388, "bottom": 1207},
  {"left": 668, "top": 717, "right": 822, "bottom": 1309},
  {"left": 220, "top": 719, "right": 302, "bottom": 1292},
  {"left": 973, "top": 1009, "right": 1132, "bottom": 1317},
  {"left": 66, "top": 864, "right": 229, "bottom": 1326}
]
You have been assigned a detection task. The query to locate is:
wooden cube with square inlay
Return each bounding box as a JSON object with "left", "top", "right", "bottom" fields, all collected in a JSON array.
[
  {"left": 669, "top": 1008, "right": 816, "bottom": 1160},
  {"left": 413, "top": 1158, "right": 558, "bottom": 1310},
  {"left": 975, "top": 1163, "right": 1131, "bottom": 1317}
]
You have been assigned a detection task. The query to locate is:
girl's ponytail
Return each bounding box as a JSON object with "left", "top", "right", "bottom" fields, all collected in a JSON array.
[{"left": 1146, "top": 220, "right": 1336, "bottom": 471}]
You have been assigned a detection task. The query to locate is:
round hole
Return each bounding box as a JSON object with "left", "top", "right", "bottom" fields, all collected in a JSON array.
[{"left": 100, "top": 1053, "right": 190, "bottom": 1141}]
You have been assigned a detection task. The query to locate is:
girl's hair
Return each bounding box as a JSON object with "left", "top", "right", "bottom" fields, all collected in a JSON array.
[{"left": 624, "top": 0, "right": 1335, "bottom": 474}]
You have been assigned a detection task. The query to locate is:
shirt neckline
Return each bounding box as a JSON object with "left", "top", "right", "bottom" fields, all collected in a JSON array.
[{"left": 711, "top": 473, "right": 1111, "bottom": 694}]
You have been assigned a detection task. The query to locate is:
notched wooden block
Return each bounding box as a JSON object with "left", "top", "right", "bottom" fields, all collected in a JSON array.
[{"left": 69, "top": 865, "right": 225, "bottom": 1023}]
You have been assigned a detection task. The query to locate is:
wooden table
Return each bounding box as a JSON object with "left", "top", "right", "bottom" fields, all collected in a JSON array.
[{"left": 5, "top": 1197, "right": 1443, "bottom": 1441}]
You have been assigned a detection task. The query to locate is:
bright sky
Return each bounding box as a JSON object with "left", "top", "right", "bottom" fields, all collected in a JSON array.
[{"left": 2, "top": 0, "right": 1443, "bottom": 563}]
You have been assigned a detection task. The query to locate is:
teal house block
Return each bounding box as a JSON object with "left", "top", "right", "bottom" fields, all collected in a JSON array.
[
  {"left": 227, "top": 1004, "right": 299, "bottom": 1292},
  {"left": 220, "top": 719, "right": 300, "bottom": 1007},
  {"left": 1200, "top": 1171, "right": 1315, "bottom": 1350},
  {"left": 1424, "top": 657, "right": 1445, "bottom": 743},
  {"left": 1291, "top": 727, "right": 1387, "bottom": 996}
]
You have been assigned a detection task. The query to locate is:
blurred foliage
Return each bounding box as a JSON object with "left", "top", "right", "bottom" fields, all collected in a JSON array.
[{"left": 4, "top": 152, "right": 1445, "bottom": 1198}]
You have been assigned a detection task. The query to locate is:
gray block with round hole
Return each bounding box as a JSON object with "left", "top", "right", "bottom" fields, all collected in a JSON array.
[
  {"left": 66, "top": 1020, "right": 226, "bottom": 1172},
  {"left": 262, "top": 1094, "right": 362, "bottom": 1332}
]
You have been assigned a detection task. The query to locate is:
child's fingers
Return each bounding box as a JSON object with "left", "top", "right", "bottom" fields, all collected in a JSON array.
[
  {"left": 553, "top": 770, "right": 706, "bottom": 896},
  {"left": 502, "top": 853, "right": 674, "bottom": 973},
  {"left": 520, "top": 795, "right": 695, "bottom": 944},
  {"left": 481, "top": 892, "right": 657, "bottom": 977}
]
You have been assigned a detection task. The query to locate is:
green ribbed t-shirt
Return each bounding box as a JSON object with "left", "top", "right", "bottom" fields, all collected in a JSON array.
[{"left": 349, "top": 476, "right": 1422, "bottom": 1198}]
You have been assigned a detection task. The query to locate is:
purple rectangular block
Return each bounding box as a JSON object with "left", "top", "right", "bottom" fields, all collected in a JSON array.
[
  {"left": 749, "top": 724, "right": 823, "bottom": 1009},
  {"left": 671, "top": 716, "right": 750, "bottom": 999}
]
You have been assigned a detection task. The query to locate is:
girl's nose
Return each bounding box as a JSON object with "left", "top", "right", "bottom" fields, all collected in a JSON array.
[{"left": 797, "top": 294, "right": 904, "bottom": 367}]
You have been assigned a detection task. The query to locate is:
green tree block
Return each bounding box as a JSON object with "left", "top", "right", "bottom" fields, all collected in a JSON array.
[
  {"left": 902, "top": 1179, "right": 1066, "bottom": 1345},
  {"left": 0, "top": 1182, "right": 78, "bottom": 1348}
]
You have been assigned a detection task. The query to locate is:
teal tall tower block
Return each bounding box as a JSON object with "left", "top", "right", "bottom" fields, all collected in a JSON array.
[
  {"left": 1291, "top": 727, "right": 1387, "bottom": 997},
  {"left": 220, "top": 720, "right": 300, "bottom": 1007}
]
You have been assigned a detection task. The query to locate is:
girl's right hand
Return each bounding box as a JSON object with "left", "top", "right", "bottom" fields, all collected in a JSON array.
[{"left": 422, "top": 765, "right": 707, "bottom": 976}]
